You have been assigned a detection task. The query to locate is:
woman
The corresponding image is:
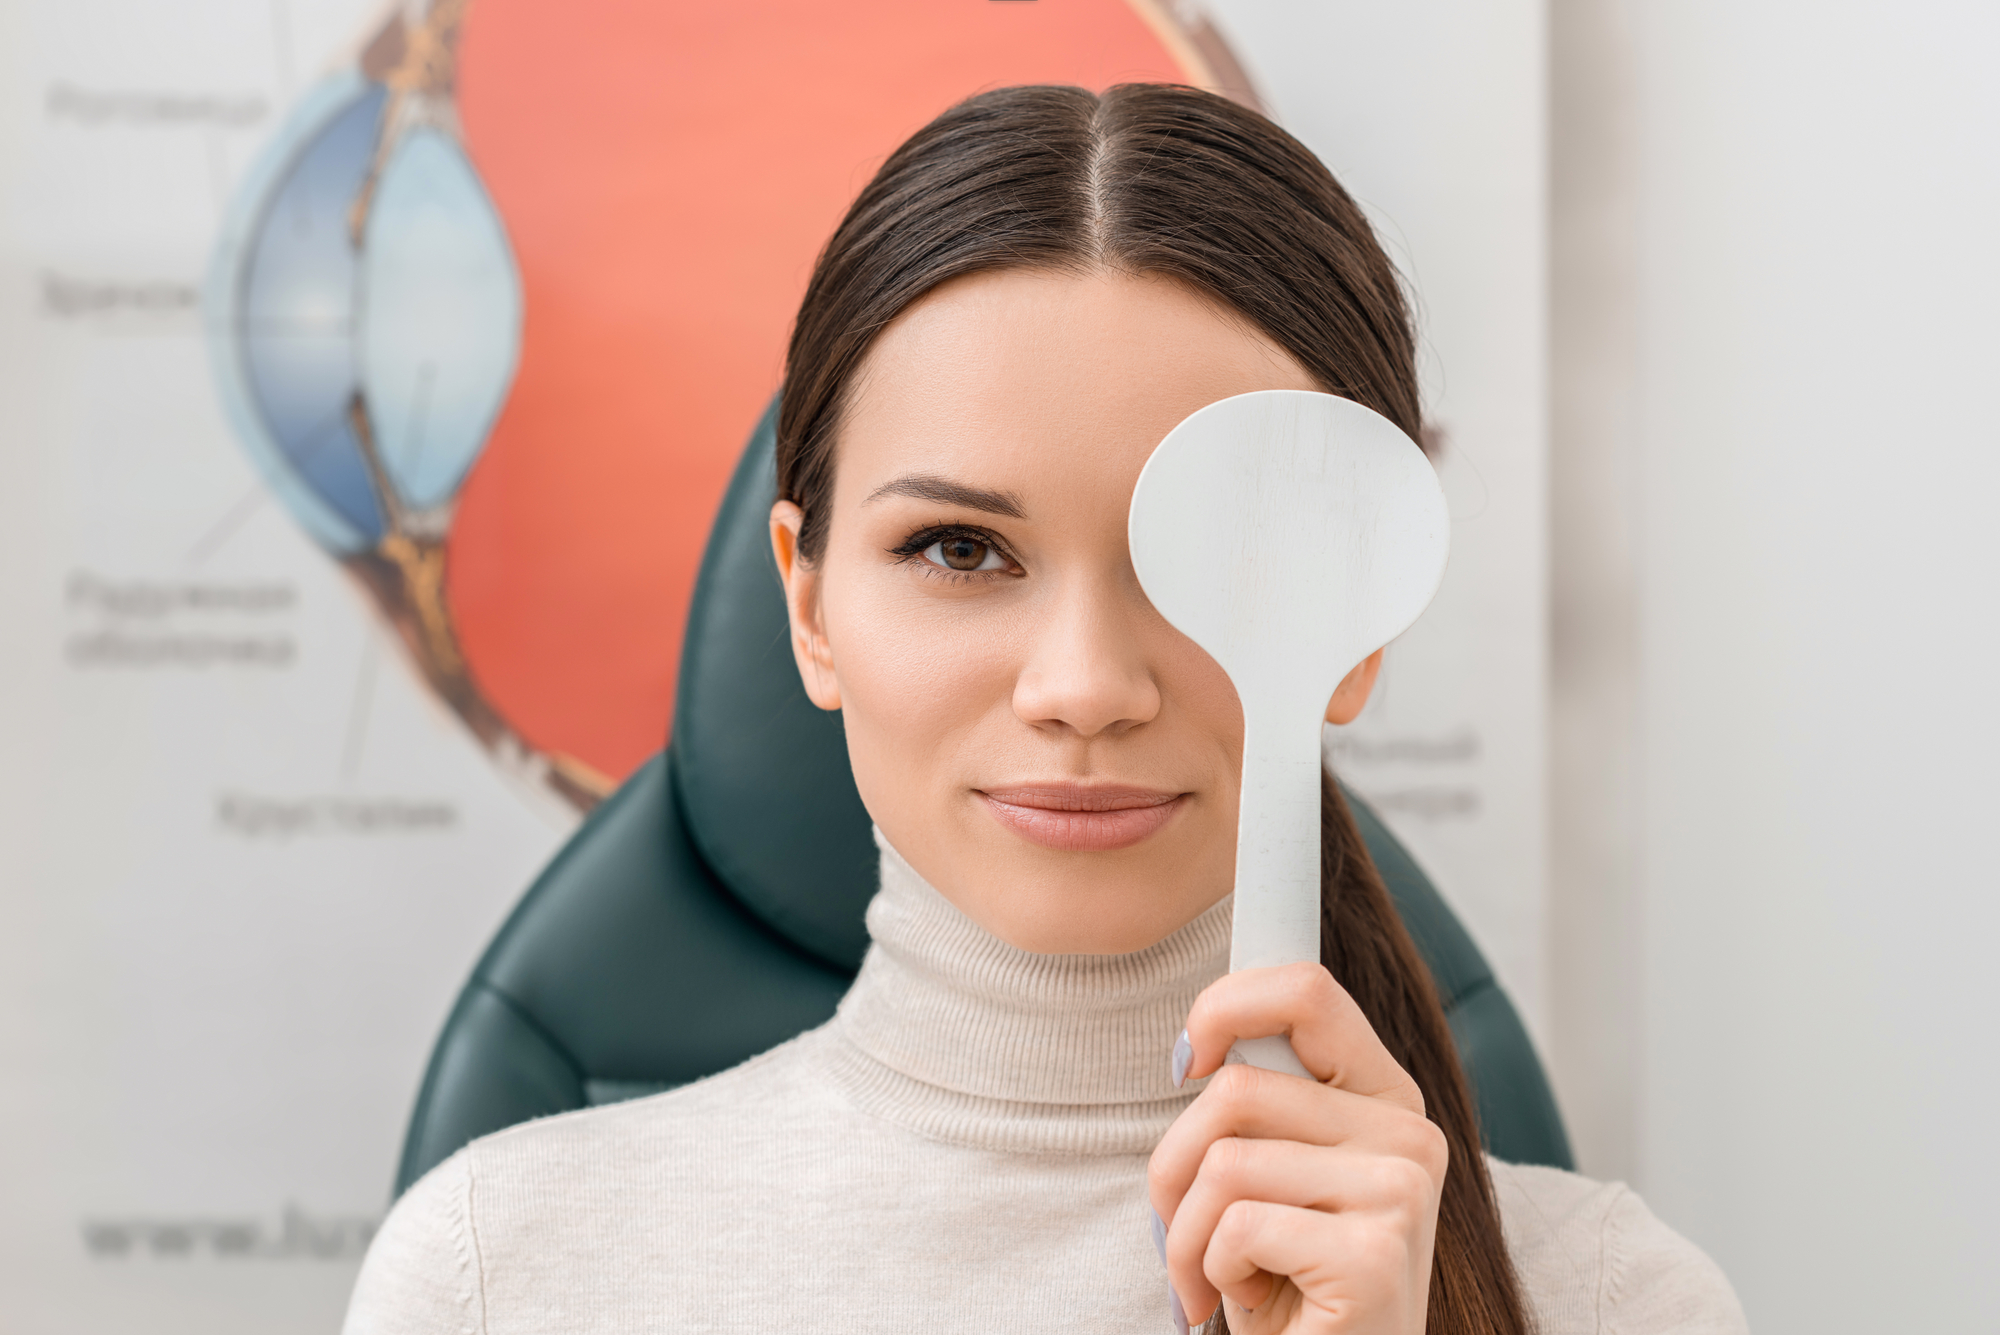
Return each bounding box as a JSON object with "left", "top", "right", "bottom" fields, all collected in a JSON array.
[{"left": 347, "top": 85, "right": 1745, "bottom": 1335}]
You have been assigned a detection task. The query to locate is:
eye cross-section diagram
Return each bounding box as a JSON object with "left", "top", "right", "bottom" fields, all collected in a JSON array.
[
  {"left": 209, "top": 0, "right": 1245, "bottom": 812},
  {"left": 208, "top": 0, "right": 607, "bottom": 810}
]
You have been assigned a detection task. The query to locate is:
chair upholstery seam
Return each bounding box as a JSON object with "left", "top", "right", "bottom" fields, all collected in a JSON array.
[
  {"left": 1442, "top": 972, "right": 1498, "bottom": 1016},
  {"left": 467, "top": 975, "right": 589, "bottom": 1085},
  {"left": 664, "top": 738, "right": 867, "bottom": 977}
]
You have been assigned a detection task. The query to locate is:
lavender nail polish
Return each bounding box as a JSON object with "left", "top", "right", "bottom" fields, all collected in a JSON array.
[
  {"left": 1169, "top": 1283, "right": 1190, "bottom": 1335},
  {"left": 1150, "top": 1206, "right": 1167, "bottom": 1266},
  {"left": 1172, "top": 1029, "right": 1193, "bottom": 1088}
]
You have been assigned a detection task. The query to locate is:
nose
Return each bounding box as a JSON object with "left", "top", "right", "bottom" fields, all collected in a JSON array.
[{"left": 1011, "top": 574, "right": 1162, "bottom": 739}]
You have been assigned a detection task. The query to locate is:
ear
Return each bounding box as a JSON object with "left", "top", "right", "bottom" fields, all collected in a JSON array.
[
  {"left": 1323, "top": 648, "right": 1384, "bottom": 726},
  {"left": 770, "top": 500, "right": 841, "bottom": 711}
]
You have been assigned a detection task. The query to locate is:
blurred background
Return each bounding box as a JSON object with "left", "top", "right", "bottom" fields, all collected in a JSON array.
[{"left": 0, "top": 1, "right": 1992, "bottom": 1330}]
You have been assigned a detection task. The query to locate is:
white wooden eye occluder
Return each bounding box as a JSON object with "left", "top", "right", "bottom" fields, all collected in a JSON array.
[{"left": 1128, "top": 390, "right": 1450, "bottom": 1078}]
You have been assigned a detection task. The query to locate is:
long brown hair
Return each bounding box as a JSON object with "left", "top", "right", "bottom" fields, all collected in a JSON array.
[{"left": 776, "top": 83, "right": 1528, "bottom": 1335}]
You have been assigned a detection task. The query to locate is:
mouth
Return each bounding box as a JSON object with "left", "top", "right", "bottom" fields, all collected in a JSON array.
[{"left": 975, "top": 784, "right": 1188, "bottom": 852}]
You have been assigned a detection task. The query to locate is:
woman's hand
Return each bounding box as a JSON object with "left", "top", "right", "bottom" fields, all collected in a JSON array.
[{"left": 1148, "top": 962, "right": 1446, "bottom": 1335}]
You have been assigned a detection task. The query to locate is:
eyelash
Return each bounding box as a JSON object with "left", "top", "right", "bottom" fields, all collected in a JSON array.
[{"left": 887, "top": 524, "right": 1021, "bottom": 583}]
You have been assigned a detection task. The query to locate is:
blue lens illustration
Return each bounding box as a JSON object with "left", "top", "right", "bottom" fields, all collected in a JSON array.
[
  {"left": 208, "top": 1, "right": 604, "bottom": 811},
  {"left": 360, "top": 125, "right": 521, "bottom": 514},
  {"left": 232, "top": 79, "right": 390, "bottom": 550}
]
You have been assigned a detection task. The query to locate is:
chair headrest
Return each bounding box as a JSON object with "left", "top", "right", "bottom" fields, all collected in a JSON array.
[{"left": 667, "top": 400, "right": 878, "bottom": 971}]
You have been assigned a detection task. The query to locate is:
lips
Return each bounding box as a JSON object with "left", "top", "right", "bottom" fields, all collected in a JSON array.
[{"left": 977, "top": 785, "right": 1187, "bottom": 852}]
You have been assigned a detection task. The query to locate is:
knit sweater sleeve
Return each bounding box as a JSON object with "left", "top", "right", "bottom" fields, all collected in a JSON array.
[
  {"left": 1490, "top": 1159, "right": 1748, "bottom": 1334},
  {"left": 343, "top": 1150, "right": 485, "bottom": 1335}
]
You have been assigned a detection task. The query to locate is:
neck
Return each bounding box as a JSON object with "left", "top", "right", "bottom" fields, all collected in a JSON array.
[{"left": 823, "top": 832, "right": 1231, "bottom": 1154}]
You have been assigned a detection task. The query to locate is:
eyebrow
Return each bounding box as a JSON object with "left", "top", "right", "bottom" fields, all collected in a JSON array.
[{"left": 862, "top": 474, "right": 1027, "bottom": 519}]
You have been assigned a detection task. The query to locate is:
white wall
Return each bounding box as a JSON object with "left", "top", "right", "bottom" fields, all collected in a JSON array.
[
  {"left": 1618, "top": 3, "right": 2000, "bottom": 1329},
  {"left": 1547, "top": 0, "right": 1645, "bottom": 1191}
]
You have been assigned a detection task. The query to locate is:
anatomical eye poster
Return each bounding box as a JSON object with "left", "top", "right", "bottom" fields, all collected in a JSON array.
[{"left": 0, "top": 2, "right": 1544, "bottom": 1330}]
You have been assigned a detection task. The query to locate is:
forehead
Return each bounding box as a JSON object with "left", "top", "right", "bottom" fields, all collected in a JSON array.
[{"left": 835, "top": 268, "right": 1319, "bottom": 508}]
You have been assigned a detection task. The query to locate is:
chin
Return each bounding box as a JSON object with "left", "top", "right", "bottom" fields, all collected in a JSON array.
[{"left": 869, "top": 791, "right": 1231, "bottom": 955}]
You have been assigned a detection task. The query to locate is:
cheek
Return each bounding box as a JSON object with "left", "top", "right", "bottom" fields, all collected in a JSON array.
[
  {"left": 820, "top": 573, "right": 1023, "bottom": 808},
  {"left": 1161, "top": 632, "right": 1246, "bottom": 772}
]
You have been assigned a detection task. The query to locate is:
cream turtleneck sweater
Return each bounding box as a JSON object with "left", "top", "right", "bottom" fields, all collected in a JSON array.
[{"left": 346, "top": 837, "right": 1746, "bottom": 1334}]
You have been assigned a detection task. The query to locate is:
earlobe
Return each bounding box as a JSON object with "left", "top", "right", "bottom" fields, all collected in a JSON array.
[
  {"left": 1323, "top": 648, "right": 1384, "bottom": 726},
  {"left": 769, "top": 501, "right": 841, "bottom": 711}
]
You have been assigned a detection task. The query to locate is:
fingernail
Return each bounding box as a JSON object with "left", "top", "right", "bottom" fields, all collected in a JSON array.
[
  {"left": 1150, "top": 1206, "right": 1167, "bottom": 1266},
  {"left": 1169, "top": 1283, "right": 1189, "bottom": 1335},
  {"left": 1172, "top": 1030, "right": 1193, "bottom": 1088}
]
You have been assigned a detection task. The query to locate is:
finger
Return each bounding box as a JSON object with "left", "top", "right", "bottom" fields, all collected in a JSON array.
[
  {"left": 1180, "top": 963, "right": 1423, "bottom": 1113},
  {"left": 1166, "top": 1139, "right": 1444, "bottom": 1317},
  {"left": 1203, "top": 1200, "right": 1418, "bottom": 1324},
  {"left": 1149, "top": 1062, "right": 1446, "bottom": 1218}
]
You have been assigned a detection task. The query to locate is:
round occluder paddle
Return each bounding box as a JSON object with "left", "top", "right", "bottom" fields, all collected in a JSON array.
[{"left": 1129, "top": 390, "right": 1449, "bottom": 1077}]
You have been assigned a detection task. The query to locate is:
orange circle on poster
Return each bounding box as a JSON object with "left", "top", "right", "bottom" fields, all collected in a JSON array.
[{"left": 447, "top": 0, "right": 1223, "bottom": 783}]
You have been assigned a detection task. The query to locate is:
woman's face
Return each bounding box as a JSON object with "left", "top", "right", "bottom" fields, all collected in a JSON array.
[{"left": 772, "top": 268, "right": 1378, "bottom": 954}]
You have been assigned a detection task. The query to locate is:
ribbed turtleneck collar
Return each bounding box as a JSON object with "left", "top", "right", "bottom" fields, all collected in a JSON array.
[{"left": 819, "top": 831, "right": 1231, "bottom": 1155}]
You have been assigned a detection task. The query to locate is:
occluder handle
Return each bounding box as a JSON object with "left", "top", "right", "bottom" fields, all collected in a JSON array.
[{"left": 1229, "top": 1034, "right": 1314, "bottom": 1079}]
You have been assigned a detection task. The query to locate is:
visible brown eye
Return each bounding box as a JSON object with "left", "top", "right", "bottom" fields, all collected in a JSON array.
[
  {"left": 939, "top": 537, "right": 989, "bottom": 570},
  {"left": 919, "top": 535, "right": 1006, "bottom": 573}
]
